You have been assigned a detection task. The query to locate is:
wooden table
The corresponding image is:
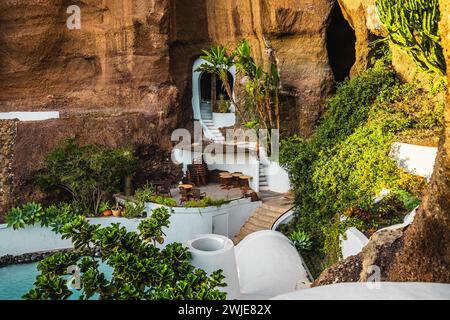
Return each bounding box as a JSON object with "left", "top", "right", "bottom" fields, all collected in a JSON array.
[
  {"left": 179, "top": 184, "right": 194, "bottom": 190},
  {"left": 239, "top": 175, "right": 251, "bottom": 189},
  {"left": 220, "top": 174, "right": 233, "bottom": 189},
  {"left": 231, "top": 173, "right": 243, "bottom": 187}
]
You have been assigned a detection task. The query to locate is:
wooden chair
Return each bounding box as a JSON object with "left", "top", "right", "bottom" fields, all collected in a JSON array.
[
  {"left": 192, "top": 188, "right": 207, "bottom": 201},
  {"left": 194, "top": 163, "right": 208, "bottom": 186},
  {"left": 159, "top": 181, "right": 172, "bottom": 197},
  {"left": 179, "top": 187, "right": 191, "bottom": 204}
]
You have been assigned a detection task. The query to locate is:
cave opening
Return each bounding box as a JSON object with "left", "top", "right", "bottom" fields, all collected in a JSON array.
[
  {"left": 326, "top": 3, "right": 356, "bottom": 83},
  {"left": 200, "top": 72, "right": 234, "bottom": 102}
]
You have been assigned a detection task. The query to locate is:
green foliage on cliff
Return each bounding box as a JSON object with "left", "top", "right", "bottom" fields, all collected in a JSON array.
[
  {"left": 280, "top": 59, "right": 443, "bottom": 273},
  {"left": 377, "top": 0, "right": 445, "bottom": 75},
  {"left": 37, "top": 139, "right": 138, "bottom": 215}
]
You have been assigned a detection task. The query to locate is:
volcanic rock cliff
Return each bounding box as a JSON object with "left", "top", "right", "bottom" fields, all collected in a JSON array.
[{"left": 0, "top": 0, "right": 352, "bottom": 214}]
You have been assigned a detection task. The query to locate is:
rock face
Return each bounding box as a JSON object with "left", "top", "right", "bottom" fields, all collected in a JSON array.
[
  {"left": 0, "top": 0, "right": 177, "bottom": 115},
  {"left": 337, "top": 0, "right": 432, "bottom": 84},
  {"left": 0, "top": 0, "right": 359, "bottom": 216},
  {"left": 316, "top": 0, "right": 450, "bottom": 284},
  {"left": 170, "top": 0, "right": 337, "bottom": 136},
  {"left": 0, "top": 0, "right": 181, "bottom": 218},
  {"left": 0, "top": 120, "right": 17, "bottom": 218},
  {"left": 386, "top": 0, "right": 450, "bottom": 283},
  {"left": 336, "top": 0, "right": 381, "bottom": 76}
]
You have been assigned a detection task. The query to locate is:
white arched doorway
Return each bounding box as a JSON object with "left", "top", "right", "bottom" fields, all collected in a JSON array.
[{"left": 192, "top": 58, "right": 236, "bottom": 123}]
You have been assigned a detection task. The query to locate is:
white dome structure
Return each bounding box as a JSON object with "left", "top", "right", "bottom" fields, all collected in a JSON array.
[
  {"left": 272, "top": 282, "right": 450, "bottom": 300},
  {"left": 235, "top": 231, "right": 311, "bottom": 298}
]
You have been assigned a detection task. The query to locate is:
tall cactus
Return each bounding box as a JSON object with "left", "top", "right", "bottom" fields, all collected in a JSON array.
[{"left": 377, "top": 0, "right": 445, "bottom": 75}]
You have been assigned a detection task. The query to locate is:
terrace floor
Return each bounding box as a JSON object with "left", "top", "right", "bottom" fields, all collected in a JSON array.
[{"left": 170, "top": 183, "right": 246, "bottom": 205}]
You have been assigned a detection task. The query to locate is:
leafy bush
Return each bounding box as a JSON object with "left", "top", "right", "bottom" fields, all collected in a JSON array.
[
  {"left": 23, "top": 207, "right": 227, "bottom": 300},
  {"left": 148, "top": 196, "right": 178, "bottom": 207},
  {"left": 184, "top": 197, "right": 231, "bottom": 208},
  {"left": 6, "top": 202, "right": 83, "bottom": 233},
  {"left": 122, "top": 201, "right": 146, "bottom": 219},
  {"left": 37, "top": 139, "right": 138, "bottom": 215},
  {"left": 134, "top": 182, "right": 156, "bottom": 203}
]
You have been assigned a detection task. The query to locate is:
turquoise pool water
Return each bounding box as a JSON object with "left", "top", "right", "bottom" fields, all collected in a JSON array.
[{"left": 0, "top": 262, "right": 113, "bottom": 300}]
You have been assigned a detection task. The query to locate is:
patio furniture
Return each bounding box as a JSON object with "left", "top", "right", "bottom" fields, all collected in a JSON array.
[
  {"left": 221, "top": 174, "right": 233, "bottom": 190},
  {"left": 192, "top": 188, "right": 207, "bottom": 201},
  {"left": 194, "top": 163, "right": 208, "bottom": 186},
  {"left": 231, "top": 172, "right": 243, "bottom": 188},
  {"left": 158, "top": 181, "right": 172, "bottom": 197},
  {"left": 239, "top": 175, "right": 251, "bottom": 189},
  {"left": 179, "top": 186, "right": 193, "bottom": 204}
]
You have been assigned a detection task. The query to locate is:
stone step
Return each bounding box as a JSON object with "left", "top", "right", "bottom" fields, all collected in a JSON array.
[
  {"left": 262, "top": 204, "right": 290, "bottom": 214},
  {"left": 251, "top": 213, "right": 278, "bottom": 225}
]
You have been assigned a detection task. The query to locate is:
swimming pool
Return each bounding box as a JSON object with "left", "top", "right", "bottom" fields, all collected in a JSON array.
[{"left": 0, "top": 262, "right": 112, "bottom": 300}]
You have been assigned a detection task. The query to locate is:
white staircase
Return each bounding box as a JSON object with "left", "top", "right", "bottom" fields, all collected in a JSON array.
[
  {"left": 259, "top": 162, "right": 269, "bottom": 191},
  {"left": 201, "top": 102, "right": 225, "bottom": 142}
]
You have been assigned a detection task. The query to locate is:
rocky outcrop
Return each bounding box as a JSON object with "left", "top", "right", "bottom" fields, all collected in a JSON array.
[
  {"left": 337, "top": 0, "right": 432, "bottom": 84},
  {"left": 0, "top": 121, "right": 17, "bottom": 223},
  {"left": 386, "top": 0, "right": 450, "bottom": 283},
  {"left": 336, "top": 0, "right": 381, "bottom": 76},
  {"left": 170, "top": 0, "right": 336, "bottom": 137},
  {"left": 314, "top": 228, "right": 404, "bottom": 285},
  {"left": 0, "top": 1, "right": 183, "bottom": 216},
  {"left": 316, "top": 0, "right": 450, "bottom": 284}
]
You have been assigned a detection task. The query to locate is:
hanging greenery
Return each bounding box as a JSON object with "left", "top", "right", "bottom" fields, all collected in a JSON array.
[{"left": 377, "top": 0, "right": 445, "bottom": 75}]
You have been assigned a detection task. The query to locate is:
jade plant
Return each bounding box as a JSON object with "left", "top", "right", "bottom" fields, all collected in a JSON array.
[{"left": 14, "top": 206, "right": 227, "bottom": 300}]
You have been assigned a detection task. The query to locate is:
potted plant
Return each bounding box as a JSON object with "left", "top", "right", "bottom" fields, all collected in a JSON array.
[
  {"left": 112, "top": 203, "right": 122, "bottom": 217},
  {"left": 100, "top": 201, "right": 113, "bottom": 217}
]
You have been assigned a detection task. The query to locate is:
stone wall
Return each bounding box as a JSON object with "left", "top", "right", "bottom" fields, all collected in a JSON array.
[{"left": 0, "top": 120, "right": 17, "bottom": 222}]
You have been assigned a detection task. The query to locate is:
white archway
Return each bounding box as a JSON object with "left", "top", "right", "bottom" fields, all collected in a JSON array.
[{"left": 192, "top": 58, "right": 237, "bottom": 121}]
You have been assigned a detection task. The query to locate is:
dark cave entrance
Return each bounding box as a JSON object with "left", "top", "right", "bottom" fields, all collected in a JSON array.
[
  {"left": 327, "top": 3, "right": 356, "bottom": 82},
  {"left": 200, "top": 72, "right": 234, "bottom": 101}
]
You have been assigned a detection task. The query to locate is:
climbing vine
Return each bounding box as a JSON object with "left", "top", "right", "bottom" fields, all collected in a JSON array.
[{"left": 377, "top": 0, "right": 445, "bottom": 75}]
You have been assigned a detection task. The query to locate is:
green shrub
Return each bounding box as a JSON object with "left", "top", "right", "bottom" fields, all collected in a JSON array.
[
  {"left": 37, "top": 139, "right": 138, "bottom": 215},
  {"left": 6, "top": 202, "right": 83, "bottom": 233},
  {"left": 148, "top": 195, "right": 178, "bottom": 207},
  {"left": 289, "top": 230, "right": 312, "bottom": 253},
  {"left": 134, "top": 182, "right": 156, "bottom": 203},
  {"left": 23, "top": 207, "right": 227, "bottom": 300},
  {"left": 122, "top": 201, "right": 146, "bottom": 219},
  {"left": 377, "top": 0, "right": 445, "bottom": 75},
  {"left": 184, "top": 197, "right": 231, "bottom": 208}
]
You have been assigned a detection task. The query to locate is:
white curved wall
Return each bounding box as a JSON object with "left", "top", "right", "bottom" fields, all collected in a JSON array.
[
  {"left": 272, "top": 282, "right": 450, "bottom": 300},
  {"left": 341, "top": 227, "right": 370, "bottom": 259},
  {"left": 0, "top": 112, "right": 60, "bottom": 121},
  {"left": 0, "top": 200, "right": 261, "bottom": 256},
  {"left": 264, "top": 161, "right": 291, "bottom": 193},
  {"left": 186, "top": 234, "right": 240, "bottom": 299},
  {"left": 235, "top": 231, "right": 311, "bottom": 297},
  {"left": 390, "top": 142, "right": 438, "bottom": 179}
]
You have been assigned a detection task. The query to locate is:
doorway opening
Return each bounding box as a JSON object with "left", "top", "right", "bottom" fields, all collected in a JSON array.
[{"left": 326, "top": 3, "right": 356, "bottom": 82}]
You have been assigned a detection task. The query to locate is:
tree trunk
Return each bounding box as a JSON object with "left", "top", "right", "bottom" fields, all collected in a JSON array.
[
  {"left": 211, "top": 74, "right": 217, "bottom": 113},
  {"left": 387, "top": 0, "right": 450, "bottom": 282}
]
